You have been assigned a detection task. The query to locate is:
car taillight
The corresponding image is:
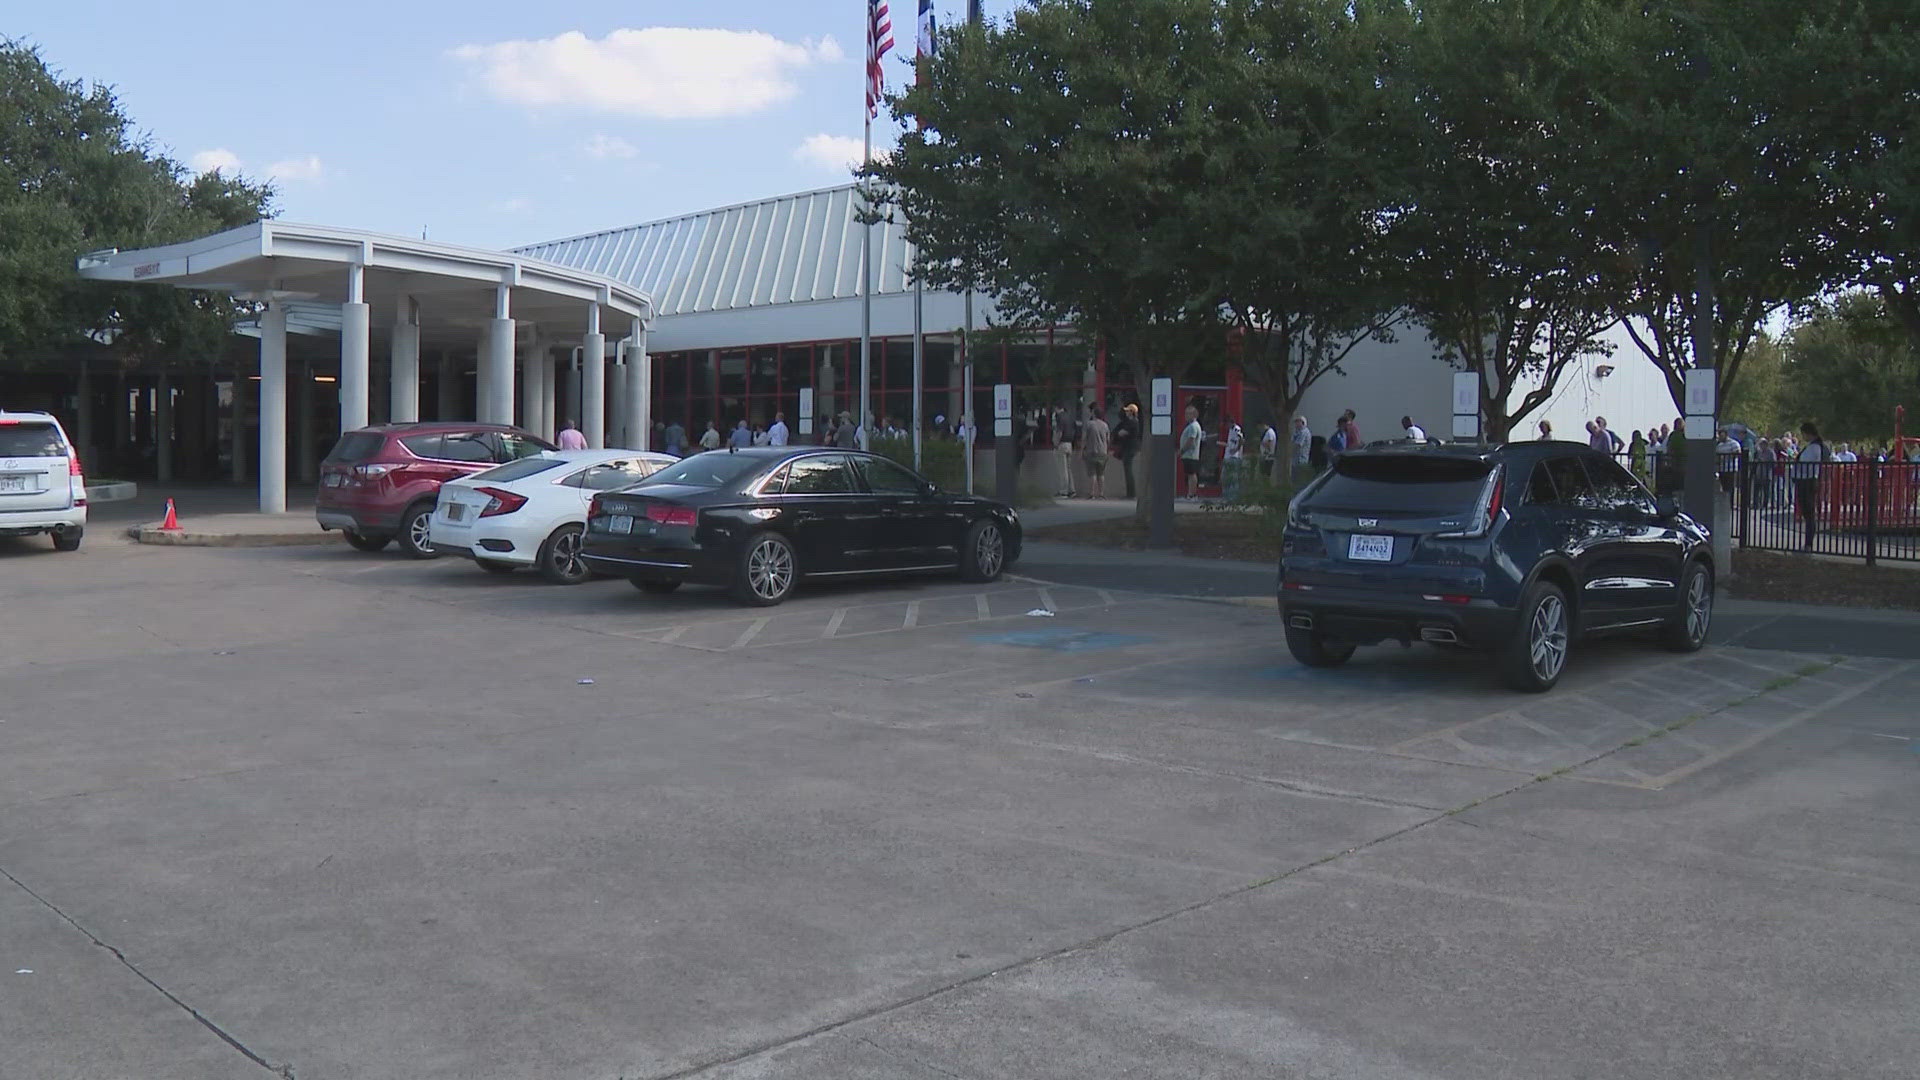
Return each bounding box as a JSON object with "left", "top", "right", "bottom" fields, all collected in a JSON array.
[
  {"left": 1438, "top": 466, "right": 1504, "bottom": 539},
  {"left": 476, "top": 486, "right": 527, "bottom": 517},
  {"left": 69, "top": 456, "right": 83, "bottom": 477},
  {"left": 588, "top": 494, "right": 604, "bottom": 518},
  {"left": 646, "top": 504, "right": 698, "bottom": 527},
  {"left": 354, "top": 463, "right": 395, "bottom": 478}
]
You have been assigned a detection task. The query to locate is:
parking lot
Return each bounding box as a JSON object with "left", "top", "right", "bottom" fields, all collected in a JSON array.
[{"left": 4, "top": 524, "right": 1918, "bottom": 1079}]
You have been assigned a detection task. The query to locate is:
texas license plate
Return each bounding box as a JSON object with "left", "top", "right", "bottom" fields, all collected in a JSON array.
[
  {"left": 610, "top": 514, "right": 633, "bottom": 535},
  {"left": 0, "top": 475, "right": 27, "bottom": 493},
  {"left": 1348, "top": 534, "right": 1394, "bottom": 562},
  {"left": 444, "top": 503, "right": 465, "bottom": 521}
]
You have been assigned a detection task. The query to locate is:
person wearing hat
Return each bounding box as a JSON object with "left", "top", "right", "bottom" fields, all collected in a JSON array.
[{"left": 1112, "top": 403, "right": 1141, "bottom": 498}]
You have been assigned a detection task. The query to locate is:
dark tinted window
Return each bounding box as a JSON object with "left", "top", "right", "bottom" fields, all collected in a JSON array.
[
  {"left": 433, "top": 433, "right": 495, "bottom": 462},
  {"left": 325, "top": 431, "right": 387, "bottom": 463},
  {"left": 785, "top": 455, "right": 854, "bottom": 494},
  {"left": 0, "top": 422, "right": 66, "bottom": 457},
  {"left": 495, "top": 433, "right": 549, "bottom": 461},
  {"left": 636, "top": 452, "right": 769, "bottom": 490},
  {"left": 858, "top": 456, "right": 923, "bottom": 494},
  {"left": 759, "top": 464, "right": 789, "bottom": 496},
  {"left": 1542, "top": 456, "right": 1602, "bottom": 509},
  {"left": 574, "top": 460, "right": 657, "bottom": 490},
  {"left": 474, "top": 458, "right": 565, "bottom": 483},
  {"left": 1524, "top": 461, "right": 1558, "bottom": 504},
  {"left": 1309, "top": 455, "right": 1492, "bottom": 514},
  {"left": 400, "top": 434, "right": 443, "bottom": 458},
  {"left": 1584, "top": 456, "right": 1654, "bottom": 513}
]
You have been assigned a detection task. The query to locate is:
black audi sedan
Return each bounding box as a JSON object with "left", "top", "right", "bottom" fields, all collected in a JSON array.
[
  {"left": 580, "top": 447, "right": 1021, "bottom": 605},
  {"left": 1279, "top": 440, "right": 1714, "bottom": 692}
]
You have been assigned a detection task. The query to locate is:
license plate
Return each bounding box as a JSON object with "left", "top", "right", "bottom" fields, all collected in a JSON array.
[
  {"left": 322, "top": 474, "right": 344, "bottom": 487},
  {"left": 610, "top": 514, "right": 633, "bottom": 535},
  {"left": 1348, "top": 533, "right": 1395, "bottom": 562},
  {"left": 0, "top": 475, "right": 27, "bottom": 494},
  {"left": 444, "top": 503, "right": 465, "bottom": 521}
]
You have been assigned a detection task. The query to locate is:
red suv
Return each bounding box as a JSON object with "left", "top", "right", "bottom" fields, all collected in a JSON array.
[{"left": 317, "top": 423, "right": 556, "bottom": 557}]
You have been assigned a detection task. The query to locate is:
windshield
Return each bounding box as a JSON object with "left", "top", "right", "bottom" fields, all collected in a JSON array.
[
  {"left": 1308, "top": 455, "right": 1492, "bottom": 514},
  {"left": 634, "top": 453, "right": 770, "bottom": 490},
  {"left": 0, "top": 423, "right": 67, "bottom": 457},
  {"left": 470, "top": 458, "right": 565, "bottom": 483},
  {"left": 324, "top": 432, "right": 386, "bottom": 464}
]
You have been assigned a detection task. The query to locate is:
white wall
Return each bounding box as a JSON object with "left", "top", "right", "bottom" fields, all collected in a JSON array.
[
  {"left": 1516, "top": 324, "right": 1683, "bottom": 444},
  {"left": 1292, "top": 328, "right": 1456, "bottom": 442}
]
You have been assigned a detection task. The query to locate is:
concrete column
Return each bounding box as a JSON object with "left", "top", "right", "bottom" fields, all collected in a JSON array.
[
  {"left": 340, "top": 265, "right": 371, "bottom": 433},
  {"left": 155, "top": 373, "right": 174, "bottom": 482},
  {"left": 485, "top": 295, "right": 515, "bottom": 426},
  {"left": 390, "top": 296, "right": 420, "bottom": 422},
  {"left": 297, "top": 359, "right": 317, "bottom": 481},
  {"left": 628, "top": 321, "right": 650, "bottom": 452},
  {"left": 540, "top": 352, "right": 557, "bottom": 439},
  {"left": 437, "top": 348, "right": 458, "bottom": 420},
  {"left": 520, "top": 336, "right": 542, "bottom": 433},
  {"left": 583, "top": 305, "right": 607, "bottom": 448},
  {"left": 259, "top": 301, "right": 288, "bottom": 513},
  {"left": 476, "top": 327, "right": 492, "bottom": 422}
]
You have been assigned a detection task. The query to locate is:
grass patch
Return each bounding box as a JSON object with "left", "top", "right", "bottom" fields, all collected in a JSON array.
[{"left": 1730, "top": 550, "right": 1920, "bottom": 612}]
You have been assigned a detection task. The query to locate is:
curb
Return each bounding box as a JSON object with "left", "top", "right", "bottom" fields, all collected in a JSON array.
[
  {"left": 125, "top": 524, "right": 342, "bottom": 548},
  {"left": 86, "top": 481, "right": 138, "bottom": 503}
]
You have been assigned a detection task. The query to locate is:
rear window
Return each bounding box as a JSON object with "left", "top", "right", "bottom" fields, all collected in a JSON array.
[
  {"left": 1309, "top": 455, "right": 1492, "bottom": 513},
  {"left": 0, "top": 422, "right": 67, "bottom": 457},
  {"left": 471, "top": 458, "right": 565, "bottom": 483},
  {"left": 635, "top": 453, "right": 770, "bottom": 490},
  {"left": 324, "top": 431, "right": 387, "bottom": 463}
]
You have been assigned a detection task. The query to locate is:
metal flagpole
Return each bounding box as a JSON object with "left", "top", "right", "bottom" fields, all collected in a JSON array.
[
  {"left": 912, "top": 266, "right": 924, "bottom": 470},
  {"left": 860, "top": 122, "right": 874, "bottom": 450},
  {"left": 963, "top": 289, "right": 975, "bottom": 493}
]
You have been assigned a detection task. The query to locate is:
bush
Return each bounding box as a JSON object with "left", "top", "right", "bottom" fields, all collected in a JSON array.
[
  {"left": 1203, "top": 464, "right": 1305, "bottom": 539},
  {"left": 871, "top": 435, "right": 969, "bottom": 493}
]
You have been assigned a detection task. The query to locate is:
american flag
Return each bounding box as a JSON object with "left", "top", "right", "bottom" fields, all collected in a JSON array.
[{"left": 868, "top": 0, "right": 895, "bottom": 118}]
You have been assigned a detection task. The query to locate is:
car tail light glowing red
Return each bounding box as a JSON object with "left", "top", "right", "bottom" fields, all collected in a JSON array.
[
  {"left": 69, "top": 457, "right": 83, "bottom": 476},
  {"left": 476, "top": 486, "right": 527, "bottom": 517},
  {"left": 1484, "top": 474, "right": 1504, "bottom": 530},
  {"left": 588, "top": 494, "right": 604, "bottom": 518},
  {"left": 646, "top": 504, "right": 698, "bottom": 527}
]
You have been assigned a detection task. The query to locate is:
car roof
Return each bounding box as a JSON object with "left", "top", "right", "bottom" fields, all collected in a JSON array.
[
  {"left": 537, "top": 449, "right": 679, "bottom": 465},
  {"left": 0, "top": 410, "right": 64, "bottom": 425},
  {"left": 354, "top": 421, "right": 531, "bottom": 436},
  {"left": 1341, "top": 439, "right": 1594, "bottom": 464}
]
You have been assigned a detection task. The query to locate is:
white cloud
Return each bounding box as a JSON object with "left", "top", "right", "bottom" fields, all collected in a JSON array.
[
  {"left": 490, "top": 197, "right": 532, "bottom": 214},
  {"left": 266, "top": 155, "right": 325, "bottom": 182},
  {"left": 452, "top": 28, "right": 843, "bottom": 120},
  {"left": 584, "top": 134, "right": 638, "bottom": 160},
  {"left": 189, "top": 148, "right": 241, "bottom": 175},
  {"left": 793, "top": 133, "right": 865, "bottom": 174}
]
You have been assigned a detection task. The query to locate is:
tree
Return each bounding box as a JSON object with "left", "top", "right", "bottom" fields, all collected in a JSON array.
[
  {"left": 1384, "top": 0, "right": 1624, "bottom": 443},
  {"left": 870, "top": 0, "right": 1242, "bottom": 519},
  {"left": 1778, "top": 293, "right": 1916, "bottom": 445},
  {"left": 0, "top": 41, "right": 273, "bottom": 371}
]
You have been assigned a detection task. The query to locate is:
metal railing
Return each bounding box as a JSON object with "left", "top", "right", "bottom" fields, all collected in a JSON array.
[{"left": 1727, "top": 456, "right": 1920, "bottom": 564}]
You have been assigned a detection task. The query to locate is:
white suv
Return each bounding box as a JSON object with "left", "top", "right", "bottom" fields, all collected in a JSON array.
[{"left": 0, "top": 410, "right": 87, "bottom": 551}]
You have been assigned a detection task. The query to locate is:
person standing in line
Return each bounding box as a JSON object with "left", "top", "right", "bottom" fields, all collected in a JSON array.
[
  {"left": 1178, "top": 404, "right": 1205, "bottom": 499},
  {"left": 1401, "top": 415, "right": 1426, "bottom": 442},
  {"left": 1326, "top": 414, "right": 1349, "bottom": 456},
  {"left": 730, "top": 420, "right": 753, "bottom": 449},
  {"left": 1716, "top": 427, "right": 1742, "bottom": 496},
  {"left": 1258, "top": 422, "right": 1277, "bottom": 478},
  {"left": 1112, "top": 403, "right": 1140, "bottom": 498},
  {"left": 1588, "top": 417, "right": 1611, "bottom": 454},
  {"left": 556, "top": 418, "right": 588, "bottom": 451},
  {"left": 1340, "top": 409, "right": 1361, "bottom": 449},
  {"left": 1081, "top": 406, "right": 1111, "bottom": 499},
  {"left": 699, "top": 421, "right": 721, "bottom": 452},
  {"left": 664, "top": 418, "right": 686, "bottom": 457},
  {"left": 1629, "top": 430, "right": 1649, "bottom": 482},
  {"left": 1538, "top": 419, "right": 1554, "bottom": 440},
  {"left": 768, "top": 411, "right": 789, "bottom": 447},
  {"left": 1053, "top": 405, "right": 1078, "bottom": 498},
  {"left": 1292, "top": 416, "right": 1312, "bottom": 475},
  {"left": 1792, "top": 421, "right": 1827, "bottom": 550},
  {"left": 834, "top": 411, "right": 858, "bottom": 449},
  {"left": 1753, "top": 437, "right": 1777, "bottom": 508},
  {"left": 1221, "top": 414, "right": 1245, "bottom": 501},
  {"left": 752, "top": 424, "right": 771, "bottom": 447}
]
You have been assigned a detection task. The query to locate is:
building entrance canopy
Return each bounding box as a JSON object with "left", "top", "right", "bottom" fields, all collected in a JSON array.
[{"left": 78, "top": 220, "right": 656, "bottom": 512}]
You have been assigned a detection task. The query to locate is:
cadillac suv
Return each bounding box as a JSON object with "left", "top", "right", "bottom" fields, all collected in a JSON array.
[
  {"left": 1278, "top": 441, "right": 1714, "bottom": 692},
  {"left": 317, "top": 423, "right": 555, "bottom": 557}
]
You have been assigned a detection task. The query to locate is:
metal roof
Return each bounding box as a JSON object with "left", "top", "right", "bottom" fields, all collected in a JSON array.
[{"left": 512, "top": 185, "right": 917, "bottom": 320}]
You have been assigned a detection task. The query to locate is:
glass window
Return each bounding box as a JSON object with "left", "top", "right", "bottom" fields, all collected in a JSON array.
[
  {"left": 781, "top": 344, "right": 812, "bottom": 391},
  {"left": 1543, "top": 455, "right": 1602, "bottom": 509},
  {"left": 1524, "top": 461, "right": 1558, "bottom": 505},
  {"left": 1583, "top": 455, "right": 1654, "bottom": 513},
  {"left": 474, "top": 458, "right": 565, "bottom": 482},
  {"left": 858, "top": 456, "right": 925, "bottom": 494},
  {"left": 759, "top": 463, "right": 789, "bottom": 496},
  {"left": 575, "top": 460, "right": 657, "bottom": 490},
  {"left": 495, "top": 433, "right": 549, "bottom": 461},
  {"left": 1309, "top": 455, "right": 1494, "bottom": 514},
  {"left": 784, "top": 454, "right": 854, "bottom": 494},
  {"left": 0, "top": 422, "right": 68, "bottom": 457},
  {"left": 637, "top": 452, "right": 769, "bottom": 490},
  {"left": 718, "top": 350, "right": 748, "bottom": 398},
  {"left": 750, "top": 346, "right": 779, "bottom": 398},
  {"left": 330, "top": 431, "right": 390, "bottom": 463},
  {"left": 433, "top": 433, "right": 494, "bottom": 463}
]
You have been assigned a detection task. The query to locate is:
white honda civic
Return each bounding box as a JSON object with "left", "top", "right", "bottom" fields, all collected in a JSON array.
[{"left": 430, "top": 449, "right": 678, "bottom": 583}]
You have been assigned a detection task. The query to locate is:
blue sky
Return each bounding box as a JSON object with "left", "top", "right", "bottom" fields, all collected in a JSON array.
[{"left": 18, "top": 1, "right": 1020, "bottom": 250}]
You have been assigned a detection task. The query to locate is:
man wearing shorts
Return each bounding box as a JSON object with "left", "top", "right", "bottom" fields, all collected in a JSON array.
[
  {"left": 1081, "top": 406, "right": 1112, "bottom": 498},
  {"left": 1179, "top": 404, "right": 1204, "bottom": 499}
]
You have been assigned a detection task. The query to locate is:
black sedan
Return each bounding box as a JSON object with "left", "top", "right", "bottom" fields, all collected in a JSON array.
[{"left": 579, "top": 447, "right": 1022, "bottom": 605}]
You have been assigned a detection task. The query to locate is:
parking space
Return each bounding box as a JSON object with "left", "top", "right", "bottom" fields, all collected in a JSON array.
[{"left": 3, "top": 532, "right": 1917, "bottom": 1079}]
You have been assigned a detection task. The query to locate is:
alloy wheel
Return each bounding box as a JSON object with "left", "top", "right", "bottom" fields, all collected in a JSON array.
[
  {"left": 975, "top": 524, "right": 1004, "bottom": 577},
  {"left": 1686, "top": 570, "right": 1712, "bottom": 643},
  {"left": 747, "top": 539, "right": 794, "bottom": 601},
  {"left": 552, "top": 529, "right": 584, "bottom": 579},
  {"left": 409, "top": 512, "right": 435, "bottom": 554},
  {"left": 1529, "top": 595, "right": 1568, "bottom": 683}
]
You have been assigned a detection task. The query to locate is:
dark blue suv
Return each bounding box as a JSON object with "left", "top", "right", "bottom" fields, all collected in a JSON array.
[{"left": 1278, "top": 441, "right": 1714, "bottom": 691}]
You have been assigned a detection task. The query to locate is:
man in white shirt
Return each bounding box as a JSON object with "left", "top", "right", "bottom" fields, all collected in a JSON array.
[
  {"left": 1292, "top": 417, "right": 1312, "bottom": 472},
  {"left": 768, "top": 412, "right": 789, "bottom": 447},
  {"left": 1401, "top": 415, "right": 1427, "bottom": 442},
  {"left": 1259, "top": 423, "right": 1278, "bottom": 474},
  {"left": 1178, "top": 405, "right": 1205, "bottom": 499}
]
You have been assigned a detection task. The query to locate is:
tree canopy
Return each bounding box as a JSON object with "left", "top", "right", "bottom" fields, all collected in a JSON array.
[{"left": 0, "top": 41, "right": 273, "bottom": 370}]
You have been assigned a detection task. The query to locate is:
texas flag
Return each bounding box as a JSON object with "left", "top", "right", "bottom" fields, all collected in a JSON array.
[{"left": 918, "top": 0, "right": 937, "bottom": 63}]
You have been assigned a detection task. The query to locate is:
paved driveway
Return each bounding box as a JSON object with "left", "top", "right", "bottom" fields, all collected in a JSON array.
[{"left": 2, "top": 532, "right": 1916, "bottom": 1079}]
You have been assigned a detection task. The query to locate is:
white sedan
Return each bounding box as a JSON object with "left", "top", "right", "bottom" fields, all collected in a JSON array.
[{"left": 430, "top": 450, "right": 678, "bottom": 583}]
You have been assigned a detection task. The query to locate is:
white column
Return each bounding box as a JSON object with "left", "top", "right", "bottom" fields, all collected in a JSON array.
[
  {"left": 485, "top": 286, "right": 514, "bottom": 425},
  {"left": 583, "top": 304, "right": 606, "bottom": 449},
  {"left": 539, "top": 352, "right": 557, "bottom": 439},
  {"left": 390, "top": 295, "right": 420, "bottom": 422},
  {"left": 340, "top": 265, "right": 371, "bottom": 433},
  {"left": 155, "top": 373, "right": 174, "bottom": 482},
  {"left": 609, "top": 341, "right": 628, "bottom": 448},
  {"left": 259, "top": 300, "right": 288, "bottom": 513},
  {"left": 520, "top": 336, "right": 542, "bottom": 433},
  {"left": 628, "top": 320, "right": 650, "bottom": 452}
]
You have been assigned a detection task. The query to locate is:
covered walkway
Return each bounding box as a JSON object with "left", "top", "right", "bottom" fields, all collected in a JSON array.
[{"left": 78, "top": 221, "right": 655, "bottom": 512}]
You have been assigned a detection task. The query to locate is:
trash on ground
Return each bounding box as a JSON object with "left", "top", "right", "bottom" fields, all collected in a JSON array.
[
  {"left": 576, "top": 678, "right": 595, "bottom": 685},
  {"left": 1025, "top": 609, "right": 1056, "bottom": 617}
]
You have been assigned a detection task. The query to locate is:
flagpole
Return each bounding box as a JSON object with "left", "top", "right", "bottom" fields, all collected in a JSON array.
[
  {"left": 963, "top": 289, "right": 975, "bottom": 493},
  {"left": 860, "top": 115, "right": 873, "bottom": 450}
]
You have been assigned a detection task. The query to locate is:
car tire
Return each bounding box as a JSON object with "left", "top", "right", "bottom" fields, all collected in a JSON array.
[
  {"left": 959, "top": 519, "right": 1008, "bottom": 583},
  {"left": 396, "top": 504, "right": 439, "bottom": 560},
  {"left": 1285, "top": 623, "right": 1355, "bottom": 669},
  {"left": 632, "top": 579, "right": 682, "bottom": 594},
  {"left": 477, "top": 559, "right": 518, "bottom": 575},
  {"left": 51, "top": 528, "right": 83, "bottom": 552},
  {"left": 1501, "top": 580, "right": 1571, "bottom": 692},
  {"left": 343, "top": 529, "right": 392, "bottom": 553},
  {"left": 536, "top": 524, "right": 590, "bottom": 585},
  {"left": 733, "top": 532, "right": 797, "bottom": 606},
  {"left": 1661, "top": 561, "right": 1713, "bottom": 653}
]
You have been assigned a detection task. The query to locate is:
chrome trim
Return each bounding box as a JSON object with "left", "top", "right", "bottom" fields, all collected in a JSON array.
[
  {"left": 808, "top": 564, "right": 952, "bottom": 578},
  {"left": 1584, "top": 577, "right": 1672, "bottom": 591},
  {"left": 580, "top": 553, "right": 695, "bottom": 570}
]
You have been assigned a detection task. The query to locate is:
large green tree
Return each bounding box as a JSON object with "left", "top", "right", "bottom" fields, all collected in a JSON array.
[
  {"left": 1779, "top": 293, "right": 1916, "bottom": 445},
  {"left": 0, "top": 41, "right": 272, "bottom": 370},
  {"left": 870, "top": 0, "right": 1243, "bottom": 518}
]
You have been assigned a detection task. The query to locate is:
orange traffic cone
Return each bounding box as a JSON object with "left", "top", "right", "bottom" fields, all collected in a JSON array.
[{"left": 160, "top": 498, "right": 181, "bottom": 531}]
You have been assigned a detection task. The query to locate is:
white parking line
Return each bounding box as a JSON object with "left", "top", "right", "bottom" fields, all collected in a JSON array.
[
  {"left": 823, "top": 608, "right": 848, "bottom": 639},
  {"left": 731, "top": 617, "right": 771, "bottom": 649},
  {"left": 903, "top": 601, "right": 920, "bottom": 630}
]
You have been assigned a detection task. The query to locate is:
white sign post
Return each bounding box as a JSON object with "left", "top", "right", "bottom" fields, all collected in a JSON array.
[
  {"left": 1451, "top": 372, "right": 1481, "bottom": 440},
  {"left": 1150, "top": 376, "right": 1173, "bottom": 436},
  {"left": 797, "top": 387, "right": 814, "bottom": 435},
  {"left": 992, "top": 383, "right": 1013, "bottom": 437},
  {"left": 1684, "top": 368, "right": 1717, "bottom": 441}
]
